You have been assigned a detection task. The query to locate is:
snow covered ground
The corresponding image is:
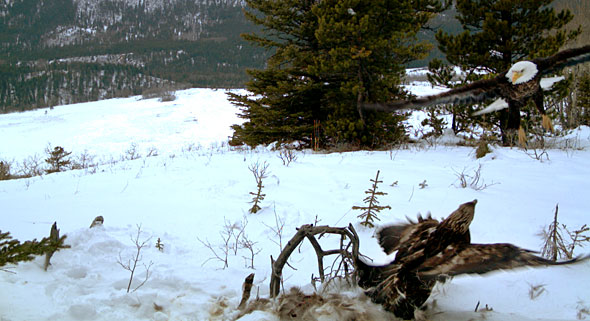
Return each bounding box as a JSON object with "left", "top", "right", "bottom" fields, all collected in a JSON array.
[{"left": 1, "top": 87, "right": 589, "bottom": 321}]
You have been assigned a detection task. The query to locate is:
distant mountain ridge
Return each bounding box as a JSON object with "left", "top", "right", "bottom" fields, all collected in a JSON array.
[
  {"left": 1, "top": 0, "right": 245, "bottom": 45},
  {"left": 0, "top": 0, "right": 584, "bottom": 112}
]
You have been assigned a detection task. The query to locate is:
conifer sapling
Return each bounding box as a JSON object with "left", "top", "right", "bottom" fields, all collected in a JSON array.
[
  {"left": 248, "top": 161, "right": 269, "bottom": 214},
  {"left": 353, "top": 170, "right": 391, "bottom": 228},
  {"left": 155, "top": 238, "right": 164, "bottom": 252},
  {"left": 45, "top": 146, "right": 72, "bottom": 174}
]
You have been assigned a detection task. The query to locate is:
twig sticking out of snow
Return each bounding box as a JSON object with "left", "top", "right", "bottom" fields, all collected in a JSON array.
[
  {"left": 117, "top": 224, "right": 153, "bottom": 293},
  {"left": 238, "top": 273, "right": 255, "bottom": 310}
]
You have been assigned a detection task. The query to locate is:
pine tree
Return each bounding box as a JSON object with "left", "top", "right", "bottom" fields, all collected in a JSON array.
[
  {"left": 353, "top": 170, "right": 391, "bottom": 228},
  {"left": 248, "top": 161, "right": 269, "bottom": 214},
  {"left": 431, "top": 0, "right": 580, "bottom": 143},
  {"left": 229, "top": 0, "right": 446, "bottom": 149},
  {"left": 227, "top": 0, "right": 323, "bottom": 147},
  {"left": 45, "top": 146, "right": 72, "bottom": 174}
]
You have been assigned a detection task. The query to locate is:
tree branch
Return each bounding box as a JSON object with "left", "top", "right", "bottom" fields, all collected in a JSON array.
[{"left": 269, "top": 224, "right": 359, "bottom": 298}]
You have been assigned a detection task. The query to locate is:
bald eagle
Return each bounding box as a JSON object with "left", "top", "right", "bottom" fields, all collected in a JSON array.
[
  {"left": 355, "top": 200, "right": 588, "bottom": 320},
  {"left": 363, "top": 45, "right": 590, "bottom": 144}
]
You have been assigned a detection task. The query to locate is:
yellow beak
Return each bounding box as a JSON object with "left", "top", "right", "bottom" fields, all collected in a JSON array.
[{"left": 511, "top": 71, "right": 522, "bottom": 84}]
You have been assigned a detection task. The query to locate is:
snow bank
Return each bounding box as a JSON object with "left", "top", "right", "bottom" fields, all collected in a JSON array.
[{"left": 1, "top": 88, "right": 589, "bottom": 321}]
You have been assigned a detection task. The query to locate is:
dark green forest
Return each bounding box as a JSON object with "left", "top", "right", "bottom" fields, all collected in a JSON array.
[
  {"left": 0, "top": 0, "right": 268, "bottom": 112},
  {"left": 0, "top": 0, "right": 584, "bottom": 113}
]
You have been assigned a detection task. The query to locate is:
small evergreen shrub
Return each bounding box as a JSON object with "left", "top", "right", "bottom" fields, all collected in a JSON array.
[
  {"left": 248, "top": 161, "right": 269, "bottom": 214},
  {"left": 45, "top": 146, "right": 72, "bottom": 174},
  {"left": 353, "top": 170, "right": 391, "bottom": 228},
  {"left": 155, "top": 238, "right": 164, "bottom": 252}
]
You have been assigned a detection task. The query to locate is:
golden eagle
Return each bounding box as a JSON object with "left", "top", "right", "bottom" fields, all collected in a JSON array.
[
  {"left": 363, "top": 45, "right": 590, "bottom": 144},
  {"left": 355, "top": 200, "right": 588, "bottom": 320}
]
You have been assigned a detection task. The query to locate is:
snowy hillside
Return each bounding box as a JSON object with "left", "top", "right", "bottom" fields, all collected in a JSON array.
[{"left": 1, "top": 88, "right": 589, "bottom": 321}]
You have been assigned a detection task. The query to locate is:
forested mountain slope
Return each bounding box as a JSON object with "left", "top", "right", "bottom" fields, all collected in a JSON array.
[
  {"left": 0, "top": 0, "right": 585, "bottom": 112},
  {"left": 0, "top": 0, "right": 264, "bottom": 111}
]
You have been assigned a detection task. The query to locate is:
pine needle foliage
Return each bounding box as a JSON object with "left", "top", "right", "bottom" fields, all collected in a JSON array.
[
  {"left": 353, "top": 170, "right": 391, "bottom": 228},
  {"left": 229, "top": 0, "right": 447, "bottom": 149},
  {"left": 1, "top": 228, "right": 69, "bottom": 269}
]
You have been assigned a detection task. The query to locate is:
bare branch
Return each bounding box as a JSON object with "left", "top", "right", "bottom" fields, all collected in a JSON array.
[
  {"left": 117, "top": 225, "right": 153, "bottom": 293},
  {"left": 131, "top": 261, "right": 154, "bottom": 293},
  {"left": 269, "top": 224, "right": 360, "bottom": 298},
  {"left": 197, "top": 237, "right": 229, "bottom": 269}
]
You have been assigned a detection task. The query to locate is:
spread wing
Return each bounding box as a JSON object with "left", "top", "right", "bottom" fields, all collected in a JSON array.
[
  {"left": 416, "top": 243, "right": 589, "bottom": 279},
  {"left": 533, "top": 44, "right": 590, "bottom": 76},
  {"left": 377, "top": 214, "right": 439, "bottom": 255},
  {"left": 362, "top": 73, "right": 506, "bottom": 112},
  {"left": 363, "top": 45, "right": 590, "bottom": 113}
]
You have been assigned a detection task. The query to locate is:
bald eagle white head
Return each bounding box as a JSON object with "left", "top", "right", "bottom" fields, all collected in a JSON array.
[{"left": 506, "top": 61, "right": 538, "bottom": 84}]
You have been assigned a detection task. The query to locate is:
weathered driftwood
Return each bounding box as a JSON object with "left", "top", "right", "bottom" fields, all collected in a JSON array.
[{"left": 269, "top": 224, "right": 359, "bottom": 298}]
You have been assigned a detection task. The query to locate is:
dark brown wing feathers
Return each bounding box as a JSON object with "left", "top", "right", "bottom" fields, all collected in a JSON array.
[
  {"left": 362, "top": 76, "right": 504, "bottom": 111},
  {"left": 417, "top": 243, "right": 588, "bottom": 280},
  {"left": 371, "top": 199, "right": 587, "bottom": 279},
  {"left": 533, "top": 44, "right": 590, "bottom": 75},
  {"left": 358, "top": 200, "right": 589, "bottom": 319}
]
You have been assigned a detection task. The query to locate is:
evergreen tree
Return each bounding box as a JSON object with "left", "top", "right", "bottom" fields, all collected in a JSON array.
[
  {"left": 45, "top": 146, "right": 72, "bottom": 174},
  {"left": 227, "top": 0, "right": 331, "bottom": 147},
  {"left": 229, "top": 0, "right": 446, "bottom": 149},
  {"left": 431, "top": 0, "right": 580, "bottom": 143},
  {"left": 353, "top": 170, "right": 391, "bottom": 228}
]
